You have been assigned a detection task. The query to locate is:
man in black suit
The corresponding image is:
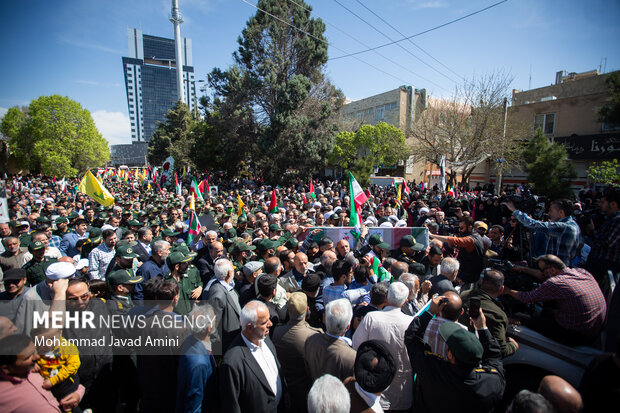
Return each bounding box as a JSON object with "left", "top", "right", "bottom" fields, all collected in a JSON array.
[
  {"left": 133, "top": 227, "right": 153, "bottom": 263},
  {"left": 203, "top": 257, "right": 241, "bottom": 355},
  {"left": 220, "top": 300, "right": 285, "bottom": 413}
]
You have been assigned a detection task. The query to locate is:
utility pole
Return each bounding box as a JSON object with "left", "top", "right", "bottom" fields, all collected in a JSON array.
[{"left": 496, "top": 97, "right": 508, "bottom": 195}]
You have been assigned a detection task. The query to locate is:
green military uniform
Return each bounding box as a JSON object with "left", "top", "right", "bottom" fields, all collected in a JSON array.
[
  {"left": 18, "top": 233, "right": 32, "bottom": 248},
  {"left": 390, "top": 235, "right": 426, "bottom": 276},
  {"left": 165, "top": 252, "right": 202, "bottom": 315},
  {"left": 23, "top": 256, "right": 58, "bottom": 286}
]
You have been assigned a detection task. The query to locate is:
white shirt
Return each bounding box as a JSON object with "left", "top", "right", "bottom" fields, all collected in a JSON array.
[
  {"left": 241, "top": 333, "right": 282, "bottom": 405},
  {"left": 355, "top": 382, "right": 383, "bottom": 413},
  {"left": 352, "top": 306, "right": 413, "bottom": 411},
  {"left": 139, "top": 241, "right": 152, "bottom": 255}
]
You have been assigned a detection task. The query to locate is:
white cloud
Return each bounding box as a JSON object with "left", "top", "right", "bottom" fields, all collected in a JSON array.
[
  {"left": 0, "top": 107, "right": 8, "bottom": 119},
  {"left": 91, "top": 110, "right": 132, "bottom": 146}
]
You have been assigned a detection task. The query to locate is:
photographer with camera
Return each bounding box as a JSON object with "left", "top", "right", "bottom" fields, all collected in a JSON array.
[
  {"left": 428, "top": 216, "right": 485, "bottom": 284},
  {"left": 584, "top": 189, "right": 620, "bottom": 283},
  {"left": 503, "top": 199, "right": 580, "bottom": 266}
]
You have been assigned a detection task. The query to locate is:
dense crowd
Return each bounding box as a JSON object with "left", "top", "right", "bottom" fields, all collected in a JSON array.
[{"left": 0, "top": 173, "right": 618, "bottom": 413}]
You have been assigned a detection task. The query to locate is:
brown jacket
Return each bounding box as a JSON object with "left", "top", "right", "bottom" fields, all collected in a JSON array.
[
  {"left": 273, "top": 320, "right": 322, "bottom": 413},
  {"left": 304, "top": 333, "right": 356, "bottom": 381}
]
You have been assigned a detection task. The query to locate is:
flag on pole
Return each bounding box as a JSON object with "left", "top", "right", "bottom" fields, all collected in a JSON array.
[
  {"left": 198, "top": 179, "right": 210, "bottom": 197},
  {"left": 175, "top": 173, "right": 182, "bottom": 197},
  {"left": 58, "top": 177, "right": 67, "bottom": 194},
  {"left": 348, "top": 171, "right": 368, "bottom": 239},
  {"left": 237, "top": 195, "right": 246, "bottom": 218},
  {"left": 190, "top": 178, "right": 204, "bottom": 201},
  {"left": 439, "top": 155, "right": 447, "bottom": 192},
  {"left": 187, "top": 209, "right": 201, "bottom": 245},
  {"left": 78, "top": 170, "right": 115, "bottom": 207},
  {"left": 269, "top": 189, "right": 278, "bottom": 214},
  {"left": 309, "top": 179, "right": 316, "bottom": 199},
  {"left": 403, "top": 181, "right": 411, "bottom": 195}
]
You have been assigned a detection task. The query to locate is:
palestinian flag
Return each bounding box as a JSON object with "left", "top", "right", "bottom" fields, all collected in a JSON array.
[
  {"left": 309, "top": 179, "right": 317, "bottom": 199},
  {"left": 190, "top": 178, "right": 204, "bottom": 201},
  {"left": 348, "top": 171, "right": 368, "bottom": 239},
  {"left": 198, "top": 179, "right": 210, "bottom": 197},
  {"left": 237, "top": 195, "right": 246, "bottom": 218},
  {"left": 175, "top": 173, "right": 182, "bottom": 197},
  {"left": 269, "top": 189, "right": 278, "bottom": 214},
  {"left": 403, "top": 181, "right": 411, "bottom": 195}
]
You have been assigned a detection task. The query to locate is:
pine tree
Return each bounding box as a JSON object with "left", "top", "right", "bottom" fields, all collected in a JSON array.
[{"left": 522, "top": 128, "right": 577, "bottom": 199}]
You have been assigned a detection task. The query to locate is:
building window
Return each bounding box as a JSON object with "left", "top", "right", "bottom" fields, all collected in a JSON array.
[
  {"left": 376, "top": 106, "right": 385, "bottom": 120},
  {"left": 534, "top": 113, "right": 555, "bottom": 134}
]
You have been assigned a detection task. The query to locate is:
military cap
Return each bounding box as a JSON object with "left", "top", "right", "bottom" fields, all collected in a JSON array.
[
  {"left": 116, "top": 245, "right": 139, "bottom": 259},
  {"left": 167, "top": 251, "right": 193, "bottom": 266},
  {"left": 126, "top": 219, "right": 141, "bottom": 227},
  {"left": 35, "top": 216, "right": 51, "bottom": 224},
  {"left": 108, "top": 269, "right": 142, "bottom": 286},
  {"left": 161, "top": 228, "right": 180, "bottom": 237},
  {"left": 28, "top": 240, "right": 46, "bottom": 251},
  {"left": 149, "top": 219, "right": 161, "bottom": 227},
  {"left": 368, "top": 234, "right": 390, "bottom": 249},
  {"left": 400, "top": 235, "right": 424, "bottom": 251},
  {"left": 68, "top": 211, "right": 79, "bottom": 220},
  {"left": 257, "top": 239, "right": 277, "bottom": 252},
  {"left": 269, "top": 223, "right": 283, "bottom": 232}
]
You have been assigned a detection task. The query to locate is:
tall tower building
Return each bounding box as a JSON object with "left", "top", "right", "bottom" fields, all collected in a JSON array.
[{"left": 122, "top": 28, "right": 196, "bottom": 142}]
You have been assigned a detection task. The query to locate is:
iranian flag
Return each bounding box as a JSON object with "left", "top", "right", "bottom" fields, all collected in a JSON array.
[
  {"left": 348, "top": 171, "right": 368, "bottom": 238},
  {"left": 190, "top": 178, "right": 204, "bottom": 201},
  {"left": 175, "top": 173, "right": 182, "bottom": 197},
  {"left": 58, "top": 177, "right": 67, "bottom": 194},
  {"left": 309, "top": 179, "right": 316, "bottom": 199},
  {"left": 187, "top": 209, "right": 201, "bottom": 245},
  {"left": 269, "top": 189, "right": 278, "bottom": 214},
  {"left": 368, "top": 250, "right": 391, "bottom": 282}
]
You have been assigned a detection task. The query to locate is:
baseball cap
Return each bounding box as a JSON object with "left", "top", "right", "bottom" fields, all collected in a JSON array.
[
  {"left": 116, "top": 245, "right": 139, "bottom": 259},
  {"left": 439, "top": 322, "right": 483, "bottom": 368},
  {"left": 242, "top": 261, "right": 263, "bottom": 277},
  {"left": 368, "top": 234, "right": 390, "bottom": 249},
  {"left": 108, "top": 269, "right": 143, "bottom": 286},
  {"left": 3, "top": 268, "right": 27, "bottom": 281},
  {"left": 474, "top": 221, "right": 488, "bottom": 231},
  {"left": 287, "top": 292, "right": 308, "bottom": 317},
  {"left": 45, "top": 262, "right": 76, "bottom": 280},
  {"left": 400, "top": 235, "right": 424, "bottom": 251}
]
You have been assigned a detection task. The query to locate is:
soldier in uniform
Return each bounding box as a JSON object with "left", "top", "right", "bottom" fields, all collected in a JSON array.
[
  {"left": 391, "top": 234, "right": 427, "bottom": 275},
  {"left": 53, "top": 216, "right": 70, "bottom": 237},
  {"left": 164, "top": 251, "right": 202, "bottom": 315},
  {"left": 22, "top": 240, "right": 57, "bottom": 286},
  {"left": 106, "top": 269, "right": 142, "bottom": 316},
  {"left": 81, "top": 227, "right": 102, "bottom": 259}
]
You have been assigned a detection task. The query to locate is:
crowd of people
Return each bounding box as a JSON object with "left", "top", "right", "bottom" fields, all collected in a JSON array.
[{"left": 0, "top": 173, "right": 618, "bottom": 413}]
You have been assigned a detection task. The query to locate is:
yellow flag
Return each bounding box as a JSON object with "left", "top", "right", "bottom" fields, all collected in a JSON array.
[
  {"left": 78, "top": 170, "right": 115, "bottom": 207},
  {"left": 189, "top": 193, "right": 195, "bottom": 211},
  {"left": 237, "top": 194, "right": 245, "bottom": 218}
]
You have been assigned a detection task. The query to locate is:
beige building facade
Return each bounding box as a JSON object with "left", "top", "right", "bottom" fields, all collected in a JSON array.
[{"left": 335, "top": 86, "right": 428, "bottom": 182}]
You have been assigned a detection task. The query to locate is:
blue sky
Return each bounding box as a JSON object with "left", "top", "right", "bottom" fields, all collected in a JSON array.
[{"left": 1, "top": 0, "right": 619, "bottom": 145}]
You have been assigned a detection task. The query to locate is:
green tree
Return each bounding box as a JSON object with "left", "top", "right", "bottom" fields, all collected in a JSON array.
[
  {"left": 202, "top": 0, "right": 344, "bottom": 183},
  {"left": 599, "top": 72, "right": 620, "bottom": 125},
  {"left": 587, "top": 159, "right": 620, "bottom": 187},
  {"left": 522, "top": 128, "right": 577, "bottom": 199},
  {"left": 147, "top": 101, "right": 196, "bottom": 170},
  {"left": 329, "top": 122, "right": 408, "bottom": 185},
  {"left": 0, "top": 95, "right": 109, "bottom": 176}
]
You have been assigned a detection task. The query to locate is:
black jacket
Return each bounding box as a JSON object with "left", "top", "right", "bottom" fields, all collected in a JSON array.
[
  {"left": 203, "top": 281, "right": 241, "bottom": 355},
  {"left": 404, "top": 311, "right": 505, "bottom": 413},
  {"left": 220, "top": 333, "right": 287, "bottom": 413}
]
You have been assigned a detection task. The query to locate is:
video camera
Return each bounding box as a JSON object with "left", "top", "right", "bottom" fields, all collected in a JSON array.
[{"left": 501, "top": 186, "right": 544, "bottom": 216}]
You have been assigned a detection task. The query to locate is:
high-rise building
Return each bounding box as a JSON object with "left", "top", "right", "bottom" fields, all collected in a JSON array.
[{"left": 122, "top": 28, "right": 196, "bottom": 142}]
